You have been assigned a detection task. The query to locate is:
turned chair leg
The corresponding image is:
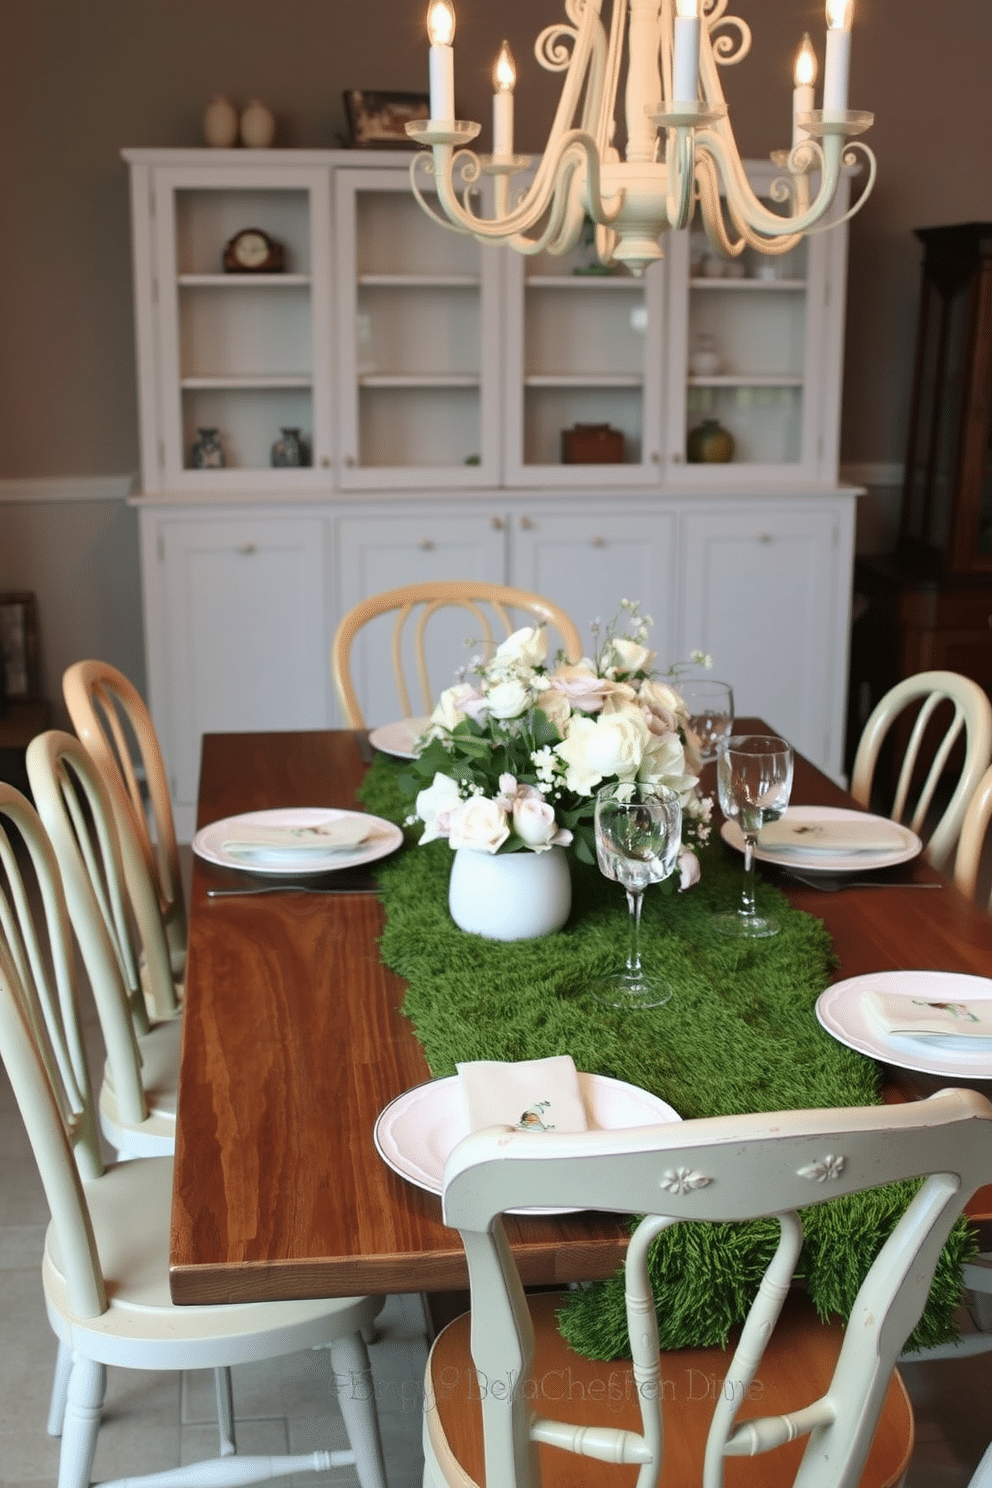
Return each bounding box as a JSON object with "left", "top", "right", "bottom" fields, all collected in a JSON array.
[
  {"left": 330, "top": 1331, "right": 389, "bottom": 1488},
  {"left": 58, "top": 1353, "right": 105, "bottom": 1488},
  {"left": 47, "top": 1339, "right": 74, "bottom": 1437}
]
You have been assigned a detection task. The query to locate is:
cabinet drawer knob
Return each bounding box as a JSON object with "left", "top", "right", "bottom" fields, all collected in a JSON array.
[
  {"left": 236, "top": 543, "right": 257, "bottom": 556},
  {"left": 591, "top": 535, "right": 607, "bottom": 548},
  {"left": 757, "top": 532, "right": 773, "bottom": 544},
  {"left": 344, "top": 455, "right": 356, "bottom": 467},
  {"left": 417, "top": 538, "right": 435, "bottom": 551},
  {"left": 319, "top": 456, "right": 331, "bottom": 468},
  {"left": 491, "top": 516, "right": 506, "bottom": 531},
  {"left": 519, "top": 515, "right": 534, "bottom": 530}
]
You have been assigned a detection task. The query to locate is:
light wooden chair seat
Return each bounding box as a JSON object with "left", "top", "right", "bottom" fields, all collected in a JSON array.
[
  {"left": 423, "top": 1092, "right": 992, "bottom": 1488},
  {"left": 331, "top": 581, "right": 584, "bottom": 729},
  {"left": 63, "top": 659, "right": 187, "bottom": 984},
  {"left": 850, "top": 669, "right": 992, "bottom": 872},
  {"left": 0, "top": 819, "right": 390, "bottom": 1488}
]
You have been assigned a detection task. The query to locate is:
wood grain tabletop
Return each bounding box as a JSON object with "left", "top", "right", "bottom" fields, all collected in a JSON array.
[{"left": 169, "top": 724, "right": 992, "bottom": 1305}]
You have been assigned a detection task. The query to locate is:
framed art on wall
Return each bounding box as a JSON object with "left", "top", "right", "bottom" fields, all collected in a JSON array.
[
  {"left": 0, "top": 593, "right": 40, "bottom": 700},
  {"left": 343, "top": 90, "right": 430, "bottom": 148}
]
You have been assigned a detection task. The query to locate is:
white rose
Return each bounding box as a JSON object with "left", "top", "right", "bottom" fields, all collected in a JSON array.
[
  {"left": 554, "top": 708, "right": 651, "bottom": 795},
  {"left": 430, "top": 682, "right": 487, "bottom": 732},
  {"left": 638, "top": 730, "right": 698, "bottom": 803},
  {"left": 677, "top": 847, "right": 701, "bottom": 892},
  {"left": 512, "top": 795, "right": 572, "bottom": 852},
  {"left": 605, "top": 636, "right": 655, "bottom": 678},
  {"left": 416, "top": 772, "right": 463, "bottom": 843},
  {"left": 485, "top": 677, "right": 532, "bottom": 720},
  {"left": 492, "top": 626, "right": 548, "bottom": 671},
  {"left": 638, "top": 679, "right": 686, "bottom": 735},
  {"left": 535, "top": 686, "right": 571, "bottom": 731},
  {"left": 447, "top": 796, "right": 510, "bottom": 854}
]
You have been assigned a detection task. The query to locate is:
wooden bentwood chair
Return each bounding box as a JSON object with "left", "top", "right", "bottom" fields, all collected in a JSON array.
[
  {"left": 850, "top": 669, "right": 992, "bottom": 873},
  {"left": 423, "top": 1091, "right": 992, "bottom": 1488},
  {"left": 331, "top": 581, "right": 584, "bottom": 729},
  {"left": 0, "top": 794, "right": 390, "bottom": 1488},
  {"left": 63, "top": 659, "right": 187, "bottom": 982}
]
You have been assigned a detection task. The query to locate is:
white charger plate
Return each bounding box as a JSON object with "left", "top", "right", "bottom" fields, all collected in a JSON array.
[
  {"left": 193, "top": 807, "right": 403, "bottom": 875},
  {"left": 721, "top": 805, "right": 921, "bottom": 874},
  {"left": 816, "top": 971, "right": 992, "bottom": 1077},
  {"left": 374, "top": 1072, "right": 681, "bottom": 1215},
  {"left": 368, "top": 717, "right": 430, "bottom": 760}
]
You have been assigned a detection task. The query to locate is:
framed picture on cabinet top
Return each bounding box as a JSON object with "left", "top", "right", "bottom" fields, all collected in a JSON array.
[
  {"left": 343, "top": 89, "right": 429, "bottom": 148},
  {"left": 0, "top": 592, "right": 40, "bottom": 700}
]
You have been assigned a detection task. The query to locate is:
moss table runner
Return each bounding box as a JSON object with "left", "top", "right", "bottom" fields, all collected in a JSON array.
[{"left": 360, "top": 758, "right": 973, "bottom": 1357}]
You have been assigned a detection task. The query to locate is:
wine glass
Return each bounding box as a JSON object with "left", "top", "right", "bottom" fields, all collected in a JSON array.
[
  {"left": 676, "top": 678, "right": 735, "bottom": 765},
  {"left": 715, "top": 735, "right": 794, "bottom": 939},
  {"left": 593, "top": 781, "right": 682, "bottom": 1008}
]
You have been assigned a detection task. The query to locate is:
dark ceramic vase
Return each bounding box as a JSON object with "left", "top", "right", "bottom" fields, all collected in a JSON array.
[{"left": 687, "top": 418, "right": 734, "bottom": 463}]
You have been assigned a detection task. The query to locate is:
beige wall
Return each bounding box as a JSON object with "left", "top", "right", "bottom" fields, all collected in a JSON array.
[{"left": 1, "top": 0, "right": 990, "bottom": 705}]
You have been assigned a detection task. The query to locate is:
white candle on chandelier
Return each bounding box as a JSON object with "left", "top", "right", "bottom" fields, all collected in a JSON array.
[
  {"left": 672, "top": 0, "right": 701, "bottom": 105},
  {"left": 492, "top": 41, "right": 516, "bottom": 157},
  {"left": 823, "top": 0, "right": 853, "bottom": 114},
  {"left": 427, "top": 0, "right": 456, "bottom": 121},
  {"left": 792, "top": 33, "right": 817, "bottom": 145}
]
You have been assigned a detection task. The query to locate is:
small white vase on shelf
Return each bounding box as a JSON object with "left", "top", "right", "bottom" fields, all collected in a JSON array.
[
  {"left": 203, "top": 95, "right": 239, "bottom": 148},
  {"left": 240, "top": 100, "right": 276, "bottom": 148},
  {"left": 448, "top": 847, "right": 571, "bottom": 941}
]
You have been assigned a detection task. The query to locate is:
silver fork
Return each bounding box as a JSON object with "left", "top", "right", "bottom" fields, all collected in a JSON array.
[{"left": 207, "top": 883, "right": 377, "bottom": 898}]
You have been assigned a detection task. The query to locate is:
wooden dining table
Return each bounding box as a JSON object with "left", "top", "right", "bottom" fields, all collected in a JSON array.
[{"left": 169, "top": 723, "right": 992, "bottom": 1307}]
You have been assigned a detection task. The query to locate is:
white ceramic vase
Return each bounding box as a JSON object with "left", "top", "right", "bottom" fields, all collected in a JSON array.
[
  {"left": 448, "top": 846, "right": 571, "bottom": 941},
  {"left": 240, "top": 99, "right": 276, "bottom": 148},
  {"left": 203, "top": 95, "right": 239, "bottom": 148}
]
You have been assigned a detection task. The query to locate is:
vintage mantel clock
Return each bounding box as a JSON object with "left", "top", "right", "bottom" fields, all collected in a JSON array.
[{"left": 899, "top": 223, "right": 992, "bottom": 575}]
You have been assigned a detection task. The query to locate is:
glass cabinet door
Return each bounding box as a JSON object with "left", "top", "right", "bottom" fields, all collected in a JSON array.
[
  {"left": 150, "top": 164, "right": 333, "bottom": 491},
  {"left": 503, "top": 226, "right": 665, "bottom": 488},
  {"left": 334, "top": 168, "right": 502, "bottom": 488}
]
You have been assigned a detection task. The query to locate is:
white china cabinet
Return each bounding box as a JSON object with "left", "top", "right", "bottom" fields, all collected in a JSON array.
[{"left": 124, "top": 149, "right": 858, "bottom": 838}]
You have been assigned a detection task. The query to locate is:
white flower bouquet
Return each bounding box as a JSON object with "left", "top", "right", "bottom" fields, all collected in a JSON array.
[{"left": 400, "top": 602, "right": 713, "bottom": 886}]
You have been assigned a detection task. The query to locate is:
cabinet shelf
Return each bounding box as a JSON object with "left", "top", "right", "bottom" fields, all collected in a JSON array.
[
  {"left": 688, "top": 374, "right": 804, "bottom": 388},
  {"left": 178, "top": 274, "right": 312, "bottom": 288},
  {"left": 690, "top": 277, "right": 806, "bottom": 292},
  {"left": 359, "top": 373, "right": 480, "bottom": 389},
  {"left": 181, "top": 374, "right": 312, "bottom": 389},
  {"left": 525, "top": 276, "right": 644, "bottom": 291},
  {"left": 525, "top": 373, "right": 644, "bottom": 388},
  {"left": 358, "top": 274, "right": 479, "bottom": 289}
]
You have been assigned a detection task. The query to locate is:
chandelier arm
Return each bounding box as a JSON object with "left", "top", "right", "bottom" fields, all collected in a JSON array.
[
  {"left": 797, "top": 144, "right": 878, "bottom": 234},
  {"left": 421, "top": 131, "right": 620, "bottom": 249},
  {"left": 665, "top": 126, "right": 696, "bottom": 231},
  {"left": 698, "top": 128, "right": 846, "bottom": 238},
  {"left": 695, "top": 152, "right": 803, "bottom": 256},
  {"left": 409, "top": 153, "right": 473, "bottom": 237},
  {"left": 536, "top": 0, "right": 608, "bottom": 174}
]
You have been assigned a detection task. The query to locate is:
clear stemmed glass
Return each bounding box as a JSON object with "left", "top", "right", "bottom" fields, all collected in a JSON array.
[
  {"left": 676, "top": 678, "right": 735, "bottom": 765},
  {"left": 593, "top": 781, "right": 682, "bottom": 1009},
  {"left": 715, "top": 734, "right": 794, "bottom": 939}
]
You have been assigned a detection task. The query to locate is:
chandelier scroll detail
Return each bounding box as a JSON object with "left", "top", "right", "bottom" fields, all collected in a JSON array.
[{"left": 406, "top": 0, "right": 875, "bottom": 276}]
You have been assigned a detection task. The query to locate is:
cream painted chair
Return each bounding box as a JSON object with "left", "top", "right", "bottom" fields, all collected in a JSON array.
[
  {"left": 850, "top": 670, "right": 992, "bottom": 872},
  {"left": 955, "top": 763, "right": 992, "bottom": 907},
  {"left": 423, "top": 1091, "right": 992, "bottom": 1488},
  {"left": 26, "top": 731, "right": 180, "bottom": 1153},
  {"left": 63, "top": 659, "right": 187, "bottom": 983},
  {"left": 0, "top": 913, "right": 389, "bottom": 1488},
  {"left": 331, "top": 581, "right": 584, "bottom": 729}
]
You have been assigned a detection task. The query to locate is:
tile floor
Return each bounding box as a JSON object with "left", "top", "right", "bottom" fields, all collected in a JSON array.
[{"left": 1, "top": 1000, "right": 991, "bottom": 1486}]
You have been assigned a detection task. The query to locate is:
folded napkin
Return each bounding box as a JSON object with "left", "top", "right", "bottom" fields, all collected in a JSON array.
[
  {"left": 222, "top": 818, "right": 372, "bottom": 857},
  {"left": 862, "top": 988, "right": 992, "bottom": 1041},
  {"left": 457, "top": 1054, "right": 589, "bottom": 1135},
  {"left": 759, "top": 817, "right": 906, "bottom": 854}
]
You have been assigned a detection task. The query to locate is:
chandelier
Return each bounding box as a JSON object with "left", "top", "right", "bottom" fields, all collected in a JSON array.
[{"left": 406, "top": 0, "right": 875, "bottom": 276}]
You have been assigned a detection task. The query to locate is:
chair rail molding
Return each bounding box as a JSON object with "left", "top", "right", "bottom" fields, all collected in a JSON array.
[{"left": 0, "top": 474, "right": 137, "bottom": 504}]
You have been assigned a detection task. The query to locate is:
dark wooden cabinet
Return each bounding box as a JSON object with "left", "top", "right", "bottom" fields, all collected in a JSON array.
[{"left": 900, "top": 222, "right": 992, "bottom": 575}]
